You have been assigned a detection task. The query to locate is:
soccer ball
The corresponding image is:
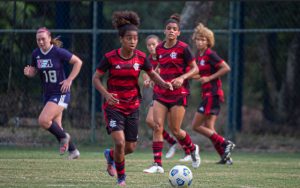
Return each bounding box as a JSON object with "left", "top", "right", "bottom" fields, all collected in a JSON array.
[{"left": 168, "top": 165, "right": 193, "bottom": 187}]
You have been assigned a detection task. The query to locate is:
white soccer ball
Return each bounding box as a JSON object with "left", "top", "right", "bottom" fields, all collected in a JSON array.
[{"left": 168, "top": 165, "right": 193, "bottom": 187}]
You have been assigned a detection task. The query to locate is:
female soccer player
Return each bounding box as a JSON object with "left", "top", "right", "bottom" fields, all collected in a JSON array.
[
  {"left": 143, "top": 35, "right": 191, "bottom": 161},
  {"left": 191, "top": 23, "right": 235, "bottom": 164},
  {"left": 143, "top": 14, "right": 201, "bottom": 174},
  {"left": 92, "top": 11, "right": 173, "bottom": 186},
  {"left": 23, "top": 27, "right": 82, "bottom": 160}
]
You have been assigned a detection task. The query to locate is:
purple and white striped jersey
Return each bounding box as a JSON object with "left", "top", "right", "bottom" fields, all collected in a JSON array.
[{"left": 31, "top": 45, "right": 73, "bottom": 96}]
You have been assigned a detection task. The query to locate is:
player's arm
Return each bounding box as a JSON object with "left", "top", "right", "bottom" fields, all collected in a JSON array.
[
  {"left": 199, "top": 61, "right": 230, "bottom": 84},
  {"left": 60, "top": 54, "right": 83, "bottom": 93},
  {"left": 147, "top": 70, "right": 173, "bottom": 90},
  {"left": 171, "top": 60, "right": 199, "bottom": 88},
  {"left": 24, "top": 65, "right": 37, "bottom": 77},
  {"left": 92, "top": 71, "right": 119, "bottom": 105}
]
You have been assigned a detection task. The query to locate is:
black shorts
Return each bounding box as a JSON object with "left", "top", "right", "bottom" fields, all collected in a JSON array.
[
  {"left": 104, "top": 107, "right": 139, "bottom": 142},
  {"left": 197, "top": 96, "right": 222, "bottom": 115},
  {"left": 155, "top": 96, "right": 188, "bottom": 110}
]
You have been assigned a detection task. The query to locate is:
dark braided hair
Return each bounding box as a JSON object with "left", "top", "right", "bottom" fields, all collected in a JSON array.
[{"left": 112, "top": 11, "right": 140, "bottom": 37}]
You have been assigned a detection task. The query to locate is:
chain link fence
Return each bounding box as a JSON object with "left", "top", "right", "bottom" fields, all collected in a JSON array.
[{"left": 0, "top": 1, "right": 299, "bottom": 149}]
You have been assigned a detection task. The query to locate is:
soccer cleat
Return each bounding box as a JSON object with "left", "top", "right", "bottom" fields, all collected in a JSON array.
[
  {"left": 179, "top": 154, "right": 192, "bottom": 162},
  {"left": 104, "top": 149, "right": 116, "bottom": 177},
  {"left": 117, "top": 175, "right": 126, "bottom": 187},
  {"left": 67, "top": 149, "right": 80, "bottom": 160},
  {"left": 143, "top": 163, "right": 164, "bottom": 174},
  {"left": 166, "top": 143, "right": 177, "bottom": 159},
  {"left": 190, "top": 144, "right": 201, "bottom": 168},
  {"left": 59, "top": 133, "right": 70, "bottom": 155},
  {"left": 222, "top": 140, "right": 236, "bottom": 161},
  {"left": 216, "top": 157, "right": 233, "bottom": 165}
]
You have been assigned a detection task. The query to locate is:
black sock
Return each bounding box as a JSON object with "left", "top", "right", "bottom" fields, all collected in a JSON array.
[
  {"left": 47, "top": 122, "right": 66, "bottom": 141},
  {"left": 68, "top": 141, "right": 76, "bottom": 152}
]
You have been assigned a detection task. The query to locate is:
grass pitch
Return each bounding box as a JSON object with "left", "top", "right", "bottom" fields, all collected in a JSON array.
[{"left": 0, "top": 147, "right": 299, "bottom": 188}]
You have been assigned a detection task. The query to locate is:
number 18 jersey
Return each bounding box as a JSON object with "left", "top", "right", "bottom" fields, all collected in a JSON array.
[{"left": 31, "top": 45, "right": 73, "bottom": 96}]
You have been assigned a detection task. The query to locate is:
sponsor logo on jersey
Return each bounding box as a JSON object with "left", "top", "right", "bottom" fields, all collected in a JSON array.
[
  {"left": 133, "top": 63, "right": 140, "bottom": 71},
  {"left": 170, "top": 52, "right": 177, "bottom": 59},
  {"left": 37, "top": 59, "right": 53, "bottom": 68},
  {"left": 36, "top": 56, "right": 40, "bottom": 59},
  {"left": 115, "top": 65, "right": 121, "bottom": 69}
]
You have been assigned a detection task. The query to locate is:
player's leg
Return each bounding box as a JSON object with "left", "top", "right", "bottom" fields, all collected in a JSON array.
[
  {"left": 169, "top": 105, "right": 200, "bottom": 168},
  {"left": 143, "top": 100, "right": 167, "bottom": 174},
  {"left": 38, "top": 102, "right": 70, "bottom": 155},
  {"left": 164, "top": 112, "right": 177, "bottom": 159},
  {"left": 145, "top": 105, "right": 155, "bottom": 129}
]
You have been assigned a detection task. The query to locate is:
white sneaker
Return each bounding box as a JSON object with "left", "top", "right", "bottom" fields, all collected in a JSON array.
[
  {"left": 179, "top": 154, "right": 192, "bottom": 162},
  {"left": 67, "top": 149, "right": 80, "bottom": 160},
  {"left": 143, "top": 163, "right": 164, "bottom": 174},
  {"left": 191, "top": 144, "right": 201, "bottom": 168},
  {"left": 165, "top": 143, "right": 177, "bottom": 159}
]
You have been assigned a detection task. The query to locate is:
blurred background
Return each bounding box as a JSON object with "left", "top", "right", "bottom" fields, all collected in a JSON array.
[{"left": 0, "top": 1, "right": 299, "bottom": 152}]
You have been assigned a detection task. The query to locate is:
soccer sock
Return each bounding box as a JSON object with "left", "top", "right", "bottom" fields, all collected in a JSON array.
[
  {"left": 153, "top": 141, "right": 163, "bottom": 166},
  {"left": 115, "top": 160, "right": 125, "bottom": 179},
  {"left": 183, "top": 147, "right": 191, "bottom": 155},
  {"left": 109, "top": 149, "right": 114, "bottom": 161},
  {"left": 163, "top": 129, "right": 177, "bottom": 146},
  {"left": 178, "top": 133, "right": 196, "bottom": 152},
  {"left": 68, "top": 141, "right": 76, "bottom": 152},
  {"left": 47, "top": 122, "right": 66, "bottom": 141},
  {"left": 210, "top": 133, "right": 225, "bottom": 156}
]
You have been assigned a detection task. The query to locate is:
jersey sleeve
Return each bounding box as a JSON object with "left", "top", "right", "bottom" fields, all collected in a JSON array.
[
  {"left": 183, "top": 46, "right": 195, "bottom": 65},
  {"left": 209, "top": 51, "right": 224, "bottom": 68},
  {"left": 96, "top": 56, "right": 111, "bottom": 74},
  {"left": 142, "top": 57, "right": 153, "bottom": 73},
  {"left": 57, "top": 48, "right": 73, "bottom": 62}
]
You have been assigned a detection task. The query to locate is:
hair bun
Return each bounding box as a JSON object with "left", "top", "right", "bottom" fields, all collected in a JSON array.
[{"left": 170, "top": 13, "right": 180, "bottom": 24}]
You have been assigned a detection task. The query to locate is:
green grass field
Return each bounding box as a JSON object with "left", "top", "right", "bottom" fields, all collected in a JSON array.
[{"left": 0, "top": 147, "right": 299, "bottom": 188}]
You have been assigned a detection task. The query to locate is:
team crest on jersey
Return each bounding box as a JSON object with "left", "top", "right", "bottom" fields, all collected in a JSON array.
[
  {"left": 133, "top": 63, "right": 140, "bottom": 71},
  {"left": 37, "top": 59, "right": 53, "bottom": 68},
  {"left": 200, "top": 59, "right": 205, "bottom": 66},
  {"left": 170, "top": 52, "right": 177, "bottom": 59}
]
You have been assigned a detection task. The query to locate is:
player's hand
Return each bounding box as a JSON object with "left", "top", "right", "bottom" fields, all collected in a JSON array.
[
  {"left": 199, "top": 76, "right": 211, "bottom": 84},
  {"left": 166, "top": 82, "right": 173, "bottom": 91},
  {"left": 60, "top": 78, "right": 72, "bottom": 93},
  {"left": 144, "top": 79, "right": 151, "bottom": 88},
  {"left": 24, "top": 65, "right": 36, "bottom": 77},
  {"left": 105, "top": 93, "right": 119, "bottom": 105},
  {"left": 171, "top": 76, "right": 184, "bottom": 89}
]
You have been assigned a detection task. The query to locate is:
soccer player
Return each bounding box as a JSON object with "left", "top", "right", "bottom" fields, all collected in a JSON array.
[
  {"left": 143, "top": 35, "right": 191, "bottom": 161},
  {"left": 92, "top": 11, "right": 173, "bottom": 186},
  {"left": 23, "top": 27, "right": 82, "bottom": 160},
  {"left": 191, "top": 23, "right": 235, "bottom": 164},
  {"left": 143, "top": 14, "right": 201, "bottom": 174}
]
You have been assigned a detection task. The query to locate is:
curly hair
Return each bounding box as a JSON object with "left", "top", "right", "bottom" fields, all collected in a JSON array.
[
  {"left": 112, "top": 10, "right": 140, "bottom": 37},
  {"left": 192, "top": 23, "right": 215, "bottom": 48}
]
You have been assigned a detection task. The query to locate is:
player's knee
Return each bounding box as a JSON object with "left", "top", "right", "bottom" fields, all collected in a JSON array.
[
  {"left": 115, "top": 140, "right": 125, "bottom": 150},
  {"left": 38, "top": 116, "right": 50, "bottom": 129},
  {"left": 171, "top": 129, "right": 181, "bottom": 138}
]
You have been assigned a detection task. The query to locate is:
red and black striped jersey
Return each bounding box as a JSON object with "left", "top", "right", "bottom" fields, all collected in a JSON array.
[
  {"left": 96, "top": 48, "right": 153, "bottom": 114},
  {"left": 153, "top": 40, "right": 195, "bottom": 103},
  {"left": 196, "top": 48, "right": 224, "bottom": 99},
  {"left": 148, "top": 54, "right": 159, "bottom": 69}
]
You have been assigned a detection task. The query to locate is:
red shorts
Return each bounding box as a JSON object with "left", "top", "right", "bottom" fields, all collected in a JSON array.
[{"left": 197, "top": 96, "right": 223, "bottom": 115}]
